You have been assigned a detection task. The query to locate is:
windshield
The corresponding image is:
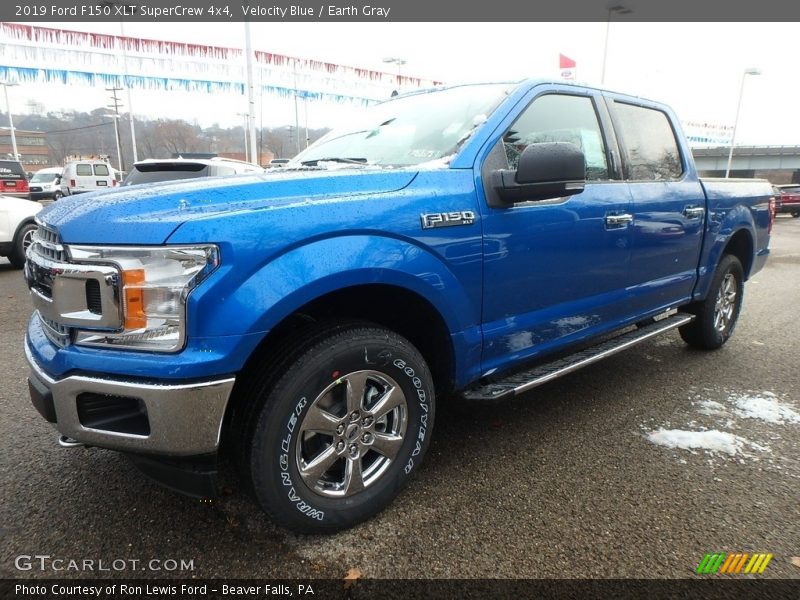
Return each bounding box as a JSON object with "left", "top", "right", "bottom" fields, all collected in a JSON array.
[
  {"left": 291, "top": 84, "right": 512, "bottom": 168},
  {"left": 31, "top": 172, "right": 59, "bottom": 183}
]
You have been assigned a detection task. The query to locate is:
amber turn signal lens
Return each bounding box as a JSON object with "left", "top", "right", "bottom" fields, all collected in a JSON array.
[{"left": 122, "top": 269, "right": 146, "bottom": 329}]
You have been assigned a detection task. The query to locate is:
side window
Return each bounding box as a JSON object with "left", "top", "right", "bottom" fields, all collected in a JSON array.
[
  {"left": 503, "top": 94, "right": 609, "bottom": 181},
  {"left": 612, "top": 102, "right": 683, "bottom": 181},
  {"left": 93, "top": 164, "right": 110, "bottom": 176},
  {"left": 75, "top": 164, "right": 92, "bottom": 176},
  {"left": 212, "top": 166, "right": 236, "bottom": 176}
]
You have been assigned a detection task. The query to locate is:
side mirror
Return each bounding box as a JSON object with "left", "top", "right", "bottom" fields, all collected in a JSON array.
[{"left": 491, "top": 142, "right": 586, "bottom": 205}]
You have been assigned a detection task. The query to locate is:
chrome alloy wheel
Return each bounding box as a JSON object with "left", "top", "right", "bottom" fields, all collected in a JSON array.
[
  {"left": 21, "top": 227, "right": 36, "bottom": 254},
  {"left": 295, "top": 370, "right": 408, "bottom": 498},
  {"left": 713, "top": 273, "right": 737, "bottom": 332}
]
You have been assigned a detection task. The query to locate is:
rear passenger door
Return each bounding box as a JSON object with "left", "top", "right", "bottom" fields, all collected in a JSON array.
[{"left": 605, "top": 98, "right": 705, "bottom": 313}]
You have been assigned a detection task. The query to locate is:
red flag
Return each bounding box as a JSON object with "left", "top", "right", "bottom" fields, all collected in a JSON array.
[{"left": 559, "top": 54, "right": 576, "bottom": 69}]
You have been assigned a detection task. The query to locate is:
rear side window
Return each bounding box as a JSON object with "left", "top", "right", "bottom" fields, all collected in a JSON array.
[
  {"left": 613, "top": 102, "right": 683, "bottom": 181},
  {"left": 211, "top": 166, "right": 236, "bottom": 176},
  {"left": 75, "top": 164, "right": 92, "bottom": 176},
  {"left": 0, "top": 160, "right": 26, "bottom": 179},
  {"left": 122, "top": 163, "right": 209, "bottom": 186},
  {"left": 94, "top": 164, "right": 110, "bottom": 176}
]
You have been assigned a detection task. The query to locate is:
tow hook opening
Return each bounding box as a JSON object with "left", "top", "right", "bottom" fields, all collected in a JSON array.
[{"left": 58, "top": 435, "right": 86, "bottom": 448}]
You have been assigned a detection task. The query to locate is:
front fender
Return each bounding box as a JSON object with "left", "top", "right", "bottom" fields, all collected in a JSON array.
[{"left": 188, "top": 234, "right": 478, "bottom": 340}]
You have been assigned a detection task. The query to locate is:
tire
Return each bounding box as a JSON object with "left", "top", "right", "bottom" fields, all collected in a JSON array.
[
  {"left": 791, "top": 211, "right": 800, "bottom": 218},
  {"left": 9, "top": 222, "right": 37, "bottom": 269},
  {"left": 679, "top": 254, "right": 744, "bottom": 350},
  {"left": 53, "top": 191, "right": 63, "bottom": 201},
  {"left": 238, "top": 323, "right": 435, "bottom": 533}
]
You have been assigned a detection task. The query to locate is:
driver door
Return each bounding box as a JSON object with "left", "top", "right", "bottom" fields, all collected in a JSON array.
[{"left": 479, "top": 89, "right": 634, "bottom": 373}]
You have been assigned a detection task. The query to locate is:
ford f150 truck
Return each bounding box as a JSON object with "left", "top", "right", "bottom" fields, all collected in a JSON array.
[{"left": 23, "top": 81, "right": 774, "bottom": 533}]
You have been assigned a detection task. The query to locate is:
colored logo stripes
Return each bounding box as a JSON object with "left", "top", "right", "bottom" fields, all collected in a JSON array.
[{"left": 696, "top": 552, "right": 773, "bottom": 574}]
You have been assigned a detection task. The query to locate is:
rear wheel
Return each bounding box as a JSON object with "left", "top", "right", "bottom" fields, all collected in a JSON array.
[
  {"left": 9, "top": 222, "right": 36, "bottom": 269},
  {"left": 237, "top": 323, "right": 435, "bottom": 533},
  {"left": 791, "top": 211, "right": 799, "bottom": 218},
  {"left": 679, "top": 254, "right": 744, "bottom": 349}
]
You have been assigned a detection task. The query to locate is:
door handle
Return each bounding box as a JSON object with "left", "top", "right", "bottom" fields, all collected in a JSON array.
[
  {"left": 683, "top": 206, "right": 705, "bottom": 219},
  {"left": 605, "top": 213, "right": 634, "bottom": 228}
]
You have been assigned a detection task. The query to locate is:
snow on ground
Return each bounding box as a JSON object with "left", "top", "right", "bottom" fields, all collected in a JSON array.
[
  {"left": 646, "top": 429, "right": 763, "bottom": 456},
  {"left": 644, "top": 389, "right": 797, "bottom": 470},
  {"left": 729, "top": 392, "right": 800, "bottom": 425}
]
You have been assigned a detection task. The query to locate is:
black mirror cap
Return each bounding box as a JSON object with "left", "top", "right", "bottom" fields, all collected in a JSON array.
[
  {"left": 516, "top": 142, "right": 585, "bottom": 185},
  {"left": 490, "top": 142, "right": 587, "bottom": 206}
]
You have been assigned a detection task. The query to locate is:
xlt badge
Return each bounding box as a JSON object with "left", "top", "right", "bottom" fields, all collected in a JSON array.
[{"left": 420, "top": 211, "right": 476, "bottom": 229}]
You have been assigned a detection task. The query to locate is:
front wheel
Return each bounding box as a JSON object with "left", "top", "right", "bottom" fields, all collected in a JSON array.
[
  {"left": 791, "top": 211, "right": 800, "bottom": 218},
  {"left": 679, "top": 254, "right": 744, "bottom": 349},
  {"left": 53, "top": 191, "right": 63, "bottom": 201},
  {"left": 240, "top": 324, "right": 435, "bottom": 533}
]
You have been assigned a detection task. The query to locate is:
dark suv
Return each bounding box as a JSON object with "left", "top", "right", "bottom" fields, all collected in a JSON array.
[{"left": 0, "top": 160, "right": 30, "bottom": 199}]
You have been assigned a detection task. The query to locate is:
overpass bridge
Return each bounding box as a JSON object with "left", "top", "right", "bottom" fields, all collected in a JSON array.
[{"left": 691, "top": 146, "right": 800, "bottom": 183}]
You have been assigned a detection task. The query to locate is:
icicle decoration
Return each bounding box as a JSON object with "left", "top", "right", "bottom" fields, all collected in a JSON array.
[{"left": 0, "top": 22, "right": 443, "bottom": 89}]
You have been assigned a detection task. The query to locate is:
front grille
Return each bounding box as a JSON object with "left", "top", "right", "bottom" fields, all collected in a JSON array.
[
  {"left": 33, "top": 224, "right": 67, "bottom": 262},
  {"left": 30, "top": 186, "right": 42, "bottom": 192},
  {"left": 39, "top": 312, "right": 71, "bottom": 347}
]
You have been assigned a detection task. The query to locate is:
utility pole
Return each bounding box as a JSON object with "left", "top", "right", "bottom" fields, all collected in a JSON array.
[
  {"left": 1, "top": 82, "right": 20, "bottom": 161},
  {"left": 244, "top": 20, "right": 258, "bottom": 165},
  {"left": 106, "top": 87, "right": 124, "bottom": 172}
]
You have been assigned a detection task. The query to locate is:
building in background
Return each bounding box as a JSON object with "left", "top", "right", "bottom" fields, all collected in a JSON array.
[{"left": 0, "top": 128, "right": 52, "bottom": 171}]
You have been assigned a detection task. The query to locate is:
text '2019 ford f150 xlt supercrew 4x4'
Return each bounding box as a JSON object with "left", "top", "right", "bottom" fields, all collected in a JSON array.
[{"left": 23, "top": 80, "right": 774, "bottom": 532}]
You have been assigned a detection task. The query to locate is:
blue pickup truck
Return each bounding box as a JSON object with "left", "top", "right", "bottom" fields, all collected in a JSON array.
[{"left": 23, "top": 80, "right": 774, "bottom": 532}]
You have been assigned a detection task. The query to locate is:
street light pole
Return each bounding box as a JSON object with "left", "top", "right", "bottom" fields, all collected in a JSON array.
[
  {"left": 382, "top": 57, "right": 407, "bottom": 93},
  {"left": 236, "top": 112, "right": 249, "bottom": 162},
  {"left": 1, "top": 82, "right": 20, "bottom": 161},
  {"left": 601, "top": 4, "right": 632, "bottom": 86},
  {"left": 725, "top": 68, "right": 761, "bottom": 179}
]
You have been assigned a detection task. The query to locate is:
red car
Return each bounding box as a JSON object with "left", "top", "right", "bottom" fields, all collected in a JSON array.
[{"left": 776, "top": 184, "right": 800, "bottom": 217}]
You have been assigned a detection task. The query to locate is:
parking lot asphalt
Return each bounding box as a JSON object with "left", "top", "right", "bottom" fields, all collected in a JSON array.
[{"left": 0, "top": 215, "right": 798, "bottom": 581}]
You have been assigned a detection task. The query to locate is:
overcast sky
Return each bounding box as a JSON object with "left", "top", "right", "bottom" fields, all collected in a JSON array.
[{"left": 8, "top": 21, "right": 796, "bottom": 145}]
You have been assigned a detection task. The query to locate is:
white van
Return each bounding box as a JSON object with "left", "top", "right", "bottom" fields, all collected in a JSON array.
[
  {"left": 60, "top": 160, "right": 117, "bottom": 195},
  {"left": 28, "top": 167, "right": 64, "bottom": 201}
]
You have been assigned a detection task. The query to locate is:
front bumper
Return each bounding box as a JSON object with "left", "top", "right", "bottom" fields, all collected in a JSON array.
[
  {"left": 29, "top": 191, "right": 56, "bottom": 200},
  {"left": 25, "top": 339, "right": 235, "bottom": 456}
]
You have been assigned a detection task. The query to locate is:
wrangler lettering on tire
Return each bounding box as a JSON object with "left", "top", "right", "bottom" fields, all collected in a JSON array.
[{"left": 241, "top": 323, "right": 435, "bottom": 533}]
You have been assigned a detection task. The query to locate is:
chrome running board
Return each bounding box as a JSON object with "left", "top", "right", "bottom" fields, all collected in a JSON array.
[{"left": 463, "top": 314, "right": 694, "bottom": 401}]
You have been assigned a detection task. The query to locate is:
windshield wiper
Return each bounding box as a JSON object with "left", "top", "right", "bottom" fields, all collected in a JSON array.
[{"left": 300, "top": 157, "right": 368, "bottom": 166}]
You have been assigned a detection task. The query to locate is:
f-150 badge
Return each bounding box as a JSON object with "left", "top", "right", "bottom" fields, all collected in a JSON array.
[{"left": 420, "top": 211, "right": 477, "bottom": 229}]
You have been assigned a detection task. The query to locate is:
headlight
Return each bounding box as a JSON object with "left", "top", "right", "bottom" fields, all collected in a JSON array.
[{"left": 68, "top": 245, "right": 219, "bottom": 352}]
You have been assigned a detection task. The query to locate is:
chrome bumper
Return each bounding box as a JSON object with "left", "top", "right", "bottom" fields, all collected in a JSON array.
[{"left": 24, "top": 341, "right": 235, "bottom": 456}]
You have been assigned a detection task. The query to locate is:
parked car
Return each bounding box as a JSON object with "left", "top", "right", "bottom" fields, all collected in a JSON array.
[
  {"left": 0, "top": 194, "right": 41, "bottom": 267},
  {"left": 24, "top": 80, "right": 773, "bottom": 533},
  {"left": 28, "top": 167, "right": 64, "bottom": 201},
  {"left": 60, "top": 159, "right": 116, "bottom": 196},
  {"left": 771, "top": 185, "right": 782, "bottom": 212},
  {"left": 776, "top": 184, "right": 800, "bottom": 217},
  {"left": 122, "top": 157, "right": 264, "bottom": 186},
  {"left": 0, "top": 160, "right": 31, "bottom": 199}
]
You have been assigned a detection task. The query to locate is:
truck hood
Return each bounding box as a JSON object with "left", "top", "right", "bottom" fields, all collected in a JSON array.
[{"left": 38, "top": 169, "right": 418, "bottom": 244}]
